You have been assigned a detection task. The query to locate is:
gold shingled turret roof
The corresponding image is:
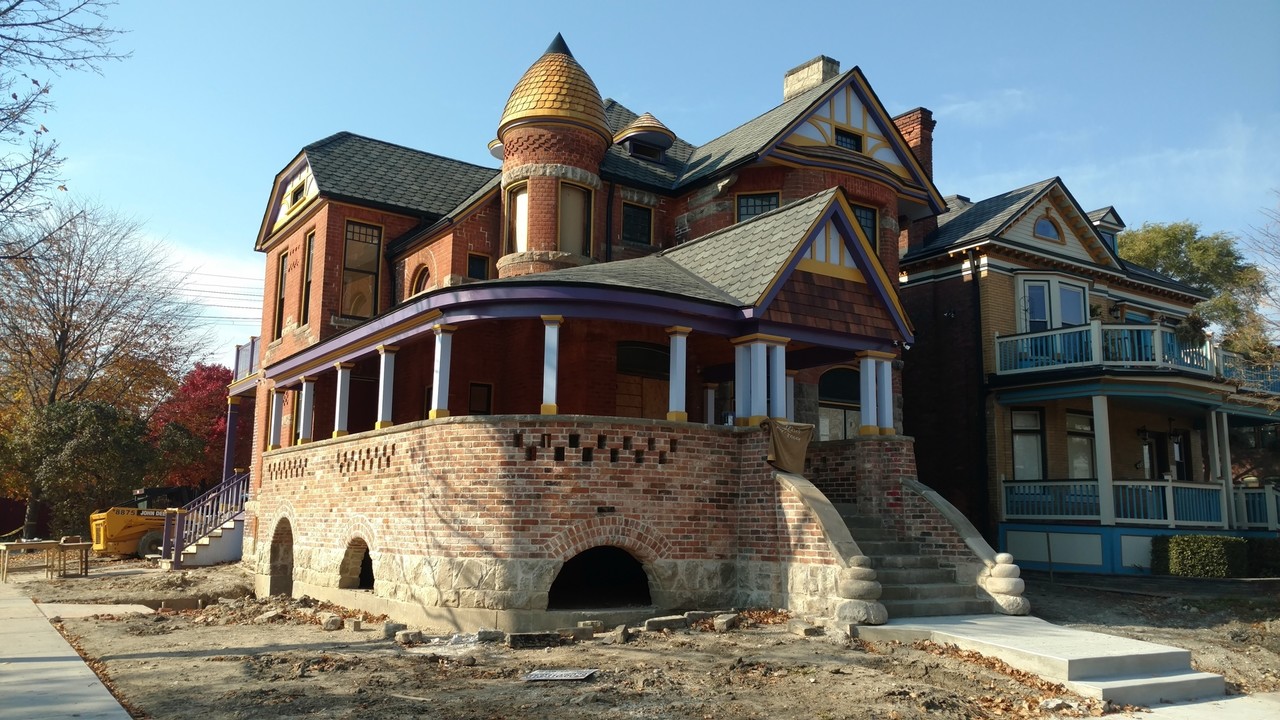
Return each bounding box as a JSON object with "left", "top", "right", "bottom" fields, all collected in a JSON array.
[
  {"left": 497, "top": 34, "right": 610, "bottom": 144},
  {"left": 613, "top": 112, "right": 676, "bottom": 148}
]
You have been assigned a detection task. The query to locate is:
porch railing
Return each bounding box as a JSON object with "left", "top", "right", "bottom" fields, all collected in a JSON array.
[
  {"left": 233, "top": 337, "right": 260, "bottom": 382},
  {"left": 995, "top": 322, "right": 1213, "bottom": 376},
  {"left": 161, "top": 471, "right": 250, "bottom": 569},
  {"left": 1004, "top": 477, "right": 1235, "bottom": 528},
  {"left": 1237, "top": 485, "right": 1280, "bottom": 530},
  {"left": 1221, "top": 352, "right": 1280, "bottom": 394},
  {"left": 1003, "top": 479, "right": 1100, "bottom": 520}
]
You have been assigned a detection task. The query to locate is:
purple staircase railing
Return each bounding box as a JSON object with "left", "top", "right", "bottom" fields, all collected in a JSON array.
[{"left": 161, "top": 471, "right": 250, "bottom": 569}]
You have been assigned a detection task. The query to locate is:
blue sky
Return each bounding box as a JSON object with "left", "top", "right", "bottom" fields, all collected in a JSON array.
[{"left": 44, "top": 0, "right": 1280, "bottom": 364}]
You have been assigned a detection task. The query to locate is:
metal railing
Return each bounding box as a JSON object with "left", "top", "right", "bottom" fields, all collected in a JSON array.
[
  {"left": 161, "top": 471, "right": 250, "bottom": 569},
  {"left": 233, "top": 337, "right": 260, "bottom": 381}
]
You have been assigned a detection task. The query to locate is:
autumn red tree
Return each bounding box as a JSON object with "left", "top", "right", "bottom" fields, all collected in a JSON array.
[{"left": 148, "top": 363, "right": 231, "bottom": 491}]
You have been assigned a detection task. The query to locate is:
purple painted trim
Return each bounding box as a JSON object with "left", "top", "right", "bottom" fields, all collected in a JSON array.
[
  {"left": 768, "top": 148, "right": 934, "bottom": 207},
  {"left": 753, "top": 202, "right": 914, "bottom": 343}
]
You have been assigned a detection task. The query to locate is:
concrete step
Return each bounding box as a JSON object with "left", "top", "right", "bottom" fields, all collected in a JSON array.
[
  {"left": 874, "top": 567, "right": 956, "bottom": 584},
  {"left": 1069, "top": 670, "right": 1226, "bottom": 706},
  {"left": 846, "top": 526, "right": 896, "bottom": 542},
  {"left": 852, "top": 540, "right": 919, "bottom": 555},
  {"left": 880, "top": 598, "right": 993, "bottom": 618},
  {"left": 879, "top": 582, "right": 976, "bottom": 601},
  {"left": 872, "top": 554, "right": 941, "bottom": 569}
]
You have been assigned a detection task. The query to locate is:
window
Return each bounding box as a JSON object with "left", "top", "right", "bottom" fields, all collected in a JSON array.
[
  {"left": 1099, "top": 231, "right": 1116, "bottom": 250},
  {"left": 621, "top": 203, "right": 653, "bottom": 246},
  {"left": 290, "top": 184, "right": 305, "bottom": 207},
  {"left": 273, "top": 251, "right": 288, "bottom": 339},
  {"left": 1066, "top": 412, "right": 1095, "bottom": 480},
  {"left": 410, "top": 266, "right": 431, "bottom": 295},
  {"left": 737, "top": 192, "right": 779, "bottom": 222},
  {"left": 852, "top": 204, "right": 877, "bottom": 252},
  {"left": 467, "top": 254, "right": 490, "bottom": 281},
  {"left": 616, "top": 342, "right": 669, "bottom": 379},
  {"left": 1011, "top": 410, "right": 1044, "bottom": 481},
  {"left": 507, "top": 185, "right": 528, "bottom": 253},
  {"left": 300, "top": 231, "right": 314, "bottom": 326},
  {"left": 341, "top": 221, "right": 381, "bottom": 319},
  {"left": 1034, "top": 216, "right": 1061, "bottom": 242},
  {"left": 468, "top": 383, "right": 493, "bottom": 415},
  {"left": 559, "top": 183, "right": 591, "bottom": 255},
  {"left": 1019, "top": 277, "right": 1089, "bottom": 332},
  {"left": 834, "top": 128, "right": 863, "bottom": 152},
  {"left": 817, "top": 367, "right": 860, "bottom": 441},
  {"left": 627, "top": 141, "right": 663, "bottom": 162}
]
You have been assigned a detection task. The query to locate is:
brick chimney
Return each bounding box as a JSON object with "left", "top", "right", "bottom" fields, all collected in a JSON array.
[
  {"left": 892, "top": 107, "right": 935, "bottom": 180},
  {"left": 783, "top": 56, "right": 840, "bottom": 102}
]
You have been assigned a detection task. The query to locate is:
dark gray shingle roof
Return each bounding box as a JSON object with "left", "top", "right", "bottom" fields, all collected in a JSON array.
[
  {"left": 489, "top": 254, "right": 740, "bottom": 305},
  {"left": 909, "top": 177, "right": 1057, "bottom": 259},
  {"left": 304, "top": 132, "right": 499, "bottom": 219},
  {"left": 599, "top": 101, "right": 693, "bottom": 189}
]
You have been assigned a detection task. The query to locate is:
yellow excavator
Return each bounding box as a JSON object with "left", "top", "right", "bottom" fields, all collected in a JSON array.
[{"left": 90, "top": 487, "right": 196, "bottom": 558}]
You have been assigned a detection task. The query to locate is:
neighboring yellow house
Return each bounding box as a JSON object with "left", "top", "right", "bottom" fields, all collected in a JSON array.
[{"left": 900, "top": 177, "right": 1279, "bottom": 574}]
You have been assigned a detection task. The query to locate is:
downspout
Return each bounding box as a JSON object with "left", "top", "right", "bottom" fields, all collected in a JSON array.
[
  {"left": 604, "top": 181, "right": 615, "bottom": 262},
  {"left": 967, "top": 248, "right": 993, "bottom": 536}
]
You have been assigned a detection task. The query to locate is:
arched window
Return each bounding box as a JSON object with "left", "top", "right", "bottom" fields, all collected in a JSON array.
[
  {"left": 559, "top": 182, "right": 592, "bottom": 255},
  {"left": 410, "top": 266, "right": 431, "bottom": 296},
  {"left": 1033, "top": 216, "right": 1061, "bottom": 242},
  {"left": 507, "top": 184, "right": 528, "bottom": 253},
  {"left": 818, "top": 367, "right": 860, "bottom": 441}
]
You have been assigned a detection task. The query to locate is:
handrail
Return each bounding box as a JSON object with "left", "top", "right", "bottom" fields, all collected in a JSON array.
[{"left": 161, "top": 471, "right": 250, "bottom": 568}]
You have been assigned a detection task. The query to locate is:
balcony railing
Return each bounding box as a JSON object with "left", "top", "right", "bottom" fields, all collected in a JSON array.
[
  {"left": 1004, "top": 477, "right": 1279, "bottom": 530},
  {"left": 994, "top": 321, "right": 1275, "bottom": 395},
  {"left": 233, "top": 337, "right": 260, "bottom": 381}
]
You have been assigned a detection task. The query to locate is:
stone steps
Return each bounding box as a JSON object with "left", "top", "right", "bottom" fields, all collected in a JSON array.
[
  {"left": 880, "top": 597, "right": 994, "bottom": 618},
  {"left": 879, "top": 582, "right": 976, "bottom": 601},
  {"left": 874, "top": 567, "right": 958, "bottom": 585}
]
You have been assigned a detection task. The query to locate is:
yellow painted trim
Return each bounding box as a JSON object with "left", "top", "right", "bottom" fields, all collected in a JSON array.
[
  {"left": 334, "top": 362, "right": 355, "bottom": 370},
  {"left": 297, "top": 437, "right": 311, "bottom": 445},
  {"left": 433, "top": 323, "right": 458, "bottom": 334},
  {"left": 299, "top": 376, "right": 317, "bottom": 383},
  {"left": 859, "top": 425, "right": 879, "bottom": 436},
  {"left": 786, "top": 370, "right": 799, "bottom": 377},
  {"left": 831, "top": 191, "right": 914, "bottom": 334},
  {"left": 420, "top": 308, "right": 443, "bottom": 324},
  {"left": 703, "top": 382, "right": 718, "bottom": 389},
  {"left": 267, "top": 444, "right": 281, "bottom": 451},
  {"left": 374, "top": 420, "right": 395, "bottom": 429},
  {"left": 428, "top": 408, "right": 451, "bottom": 419},
  {"left": 541, "top": 315, "right": 564, "bottom": 324},
  {"left": 376, "top": 344, "right": 400, "bottom": 355},
  {"left": 796, "top": 257, "right": 865, "bottom": 282},
  {"left": 855, "top": 350, "right": 896, "bottom": 360},
  {"left": 879, "top": 427, "right": 895, "bottom": 436},
  {"left": 849, "top": 71, "right": 946, "bottom": 212},
  {"left": 331, "top": 430, "right": 348, "bottom": 438},
  {"left": 665, "top": 325, "right": 692, "bottom": 335},
  {"left": 747, "top": 415, "right": 767, "bottom": 426},
  {"left": 730, "top": 333, "right": 791, "bottom": 345},
  {"left": 408, "top": 264, "right": 432, "bottom": 296},
  {"left": 540, "top": 403, "right": 558, "bottom": 415},
  {"left": 504, "top": 182, "right": 528, "bottom": 255},
  {"left": 666, "top": 411, "right": 688, "bottom": 422},
  {"left": 227, "top": 396, "right": 242, "bottom": 406}
]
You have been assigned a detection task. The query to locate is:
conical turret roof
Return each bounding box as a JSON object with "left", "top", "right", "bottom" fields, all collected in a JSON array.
[
  {"left": 497, "top": 34, "right": 610, "bottom": 144},
  {"left": 613, "top": 111, "right": 675, "bottom": 149}
]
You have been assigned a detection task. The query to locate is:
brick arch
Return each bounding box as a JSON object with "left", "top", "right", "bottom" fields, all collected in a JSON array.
[
  {"left": 264, "top": 504, "right": 297, "bottom": 597},
  {"left": 543, "top": 515, "right": 672, "bottom": 564},
  {"left": 335, "top": 515, "right": 379, "bottom": 553},
  {"left": 335, "top": 515, "right": 379, "bottom": 589}
]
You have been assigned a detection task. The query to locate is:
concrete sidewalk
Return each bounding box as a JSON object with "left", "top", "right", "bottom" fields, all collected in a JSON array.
[{"left": 0, "top": 580, "right": 133, "bottom": 720}]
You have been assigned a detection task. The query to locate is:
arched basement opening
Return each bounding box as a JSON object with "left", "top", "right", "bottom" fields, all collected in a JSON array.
[
  {"left": 338, "top": 537, "right": 375, "bottom": 590},
  {"left": 548, "top": 545, "right": 652, "bottom": 610},
  {"left": 268, "top": 518, "right": 294, "bottom": 597}
]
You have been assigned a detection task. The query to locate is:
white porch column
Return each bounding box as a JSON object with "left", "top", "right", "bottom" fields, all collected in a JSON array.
[
  {"left": 333, "top": 362, "right": 353, "bottom": 438},
  {"left": 666, "top": 326, "right": 691, "bottom": 422},
  {"left": 1092, "top": 394, "right": 1116, "bottom": 526},
  {"left": 876, "top": 359, "right": 894, "bottom": 433},
  {"left": 1219, "top": 412, "right": 1235, "bottom": 529},
  {"left": 768, "top": 341, "right": 787, "bottom": 420},
  {"left": 541, "top": 315, "right": 561, "bottom": 414},
  {"left": 430, "top": 324, "right": 457, "bottom": 419},
  {"left": 785, "top": 371, "right": 797, "bottom": 422},
  {"left": 704, "top": 384, "right": 718, "bottom": 424},
  {"left": 858, "top": 352, "right": 878, "bottom": 435},
  {"left": 268, "top": 388, "right": 285, "bottom": 450},
  {"left": 297, "top": 377, "right": 315, "bottom": 444},
  {"left": 733, "top": 343, "right": 750, "bottom": 424},
  {"left": 749, "top": 340, "right": 768, "bottom": 425},
  {"left": 375, "top": 345, "right": 398, "bottom": 429}
]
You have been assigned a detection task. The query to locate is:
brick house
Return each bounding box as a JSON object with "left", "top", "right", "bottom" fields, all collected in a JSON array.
[
  {"left": 899, "top": 178, "right": 1280, "bottom": 575},
  {"left": 221, "top": 36, "right": 1038, "bottom": 630}
]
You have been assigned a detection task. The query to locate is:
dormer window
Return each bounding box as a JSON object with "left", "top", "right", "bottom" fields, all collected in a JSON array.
[
  {"left": 290, "top": 185, "right": 305, "bottom": 207},
  {"left": 1034, "top": 216, "right": 1062, "bottom": 242},
  {"left": 834, "top": 128, "right": 863, "bottom": 152},
  {"left": 626, "top": 140, "right": 664, "bottom": 163}
]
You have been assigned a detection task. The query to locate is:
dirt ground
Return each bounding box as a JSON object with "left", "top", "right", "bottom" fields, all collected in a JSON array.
[{"left": 9, "top": 556, "right": 1280, "bottom": 720}]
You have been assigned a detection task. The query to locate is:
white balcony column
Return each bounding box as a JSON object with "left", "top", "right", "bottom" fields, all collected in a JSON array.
[
  {"left": 1219, "top": 412, "right": 1235, "bottom": 529},
  {"left": 296, "top": 377, "right": 315, "bottom": 444},
  {"left": 430, "top": 324, "right": 457, "bottom": 419},
  {"left": 268, "top": 388, "right": 285, "bottom": 450},
  {"left": 858, "top": 353, "right": 878, "bottom": 435},
  {"left": 332, "top": 362, "right": 353, "bottom": 438},
  {"left": 733, "top": 342, "right": 750, "bottom": 425},
  {"left": 785, "top": 371, "right": 797, "bottom": 422},
  {"left": 1089, "top": 320, "right": 1103, "bottom": 364},
  {"left": 666, "top": 326, "right": 691, "bottom": 422},
  {"left": 768, "top": 340, "right": 788, "bottom": 420},
  {"left": 541, "top": 315, "right": 562, "bottom": 414},
  {"left": 375, "top": 344, "right": 398, "bottom": 429},
  {"left": 876, "top": 358, "right": 894, "bottom": 434},
  {"left": 748, "top": 340, "right": 769, "bottom": 425},
  {"left": 703, "top": 383, "right": 718, "bottom": 424},
  {"left": 1152, "top": 327, "right": 1166, "bottom": 366},
  {"left": 1092, "top": 394, "right": 1116, "bottom": 526}
]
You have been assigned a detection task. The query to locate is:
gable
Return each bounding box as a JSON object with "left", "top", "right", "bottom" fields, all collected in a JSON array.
[
  {"left": 784, "top": 84, "right": 910, "bottom": 180},
  {"left": 1001, "top": 190, "right": 1118, "bottom": 268}
]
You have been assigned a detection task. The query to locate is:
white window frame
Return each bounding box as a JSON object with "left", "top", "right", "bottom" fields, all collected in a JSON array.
[{"left": 1016, "top": 274, "right": 1090, "bottom": 333}]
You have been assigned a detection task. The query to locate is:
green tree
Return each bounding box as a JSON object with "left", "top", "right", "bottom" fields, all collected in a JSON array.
[
  {"left": 4, "top": 401, "right": 152, "bottom": 537},
  {"left": 1117, "top": 221, "right": 1271, "bottom": 354}
]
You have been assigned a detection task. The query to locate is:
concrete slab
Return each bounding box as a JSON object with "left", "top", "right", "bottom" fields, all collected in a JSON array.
[
  {"left": 0, "top": 582, "right": 130, "bottom": 720},
  {"left": 1122, "top": 692, "right": 1280, "bottom": 719},
  {"left": 36, "top": 603, "right": 154, "bottom": 619}
]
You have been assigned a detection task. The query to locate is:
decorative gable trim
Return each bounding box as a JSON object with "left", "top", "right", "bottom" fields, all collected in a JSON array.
[{"left": 993, "top": 180, "right": 1122, "bottom": 271}]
